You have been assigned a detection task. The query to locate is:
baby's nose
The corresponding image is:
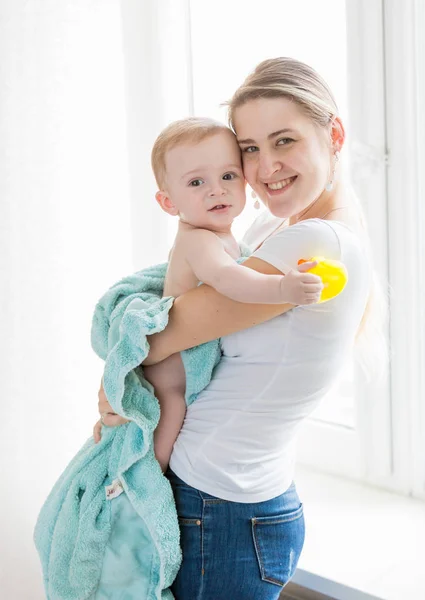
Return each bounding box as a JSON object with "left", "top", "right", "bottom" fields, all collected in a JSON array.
[{"left": 208, "top": 184, "right": 227, "bottom": 197}]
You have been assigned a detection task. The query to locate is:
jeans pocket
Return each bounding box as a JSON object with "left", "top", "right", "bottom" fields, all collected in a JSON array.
[
  {"left": 251, "top": 504, "right": 305, "bottom": 587},
  {"left": 178, "top": 516, "right": 202, "bottom": 560},
  {"left": 178, "top": 517, "right": 202, "bottom": 526}
]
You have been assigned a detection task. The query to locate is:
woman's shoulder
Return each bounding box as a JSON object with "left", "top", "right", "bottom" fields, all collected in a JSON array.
[
  {"left": 260, "top": 217, "right": 348, "bottom": 250},
  {"left": 252, "top": 218, "right": 368, "bottom": 273},
  {"left": 275, "top": 218, "right": 367, "bottom": 250}
]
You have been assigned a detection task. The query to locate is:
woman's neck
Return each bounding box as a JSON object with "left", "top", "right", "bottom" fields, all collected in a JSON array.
[
  {"left": 289, "top": 181, "right": 340, "bottom": 223},
  {"left": 287, "top": 182, "right": 365, "bottom": 237},
  {"left": 253, "top": 182, "right": 366, "bottom": 251}
]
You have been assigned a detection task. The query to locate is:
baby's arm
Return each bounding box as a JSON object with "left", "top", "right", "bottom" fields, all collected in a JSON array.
[{"left": 185, "top": 229, "right": 322, "bottom": 305}]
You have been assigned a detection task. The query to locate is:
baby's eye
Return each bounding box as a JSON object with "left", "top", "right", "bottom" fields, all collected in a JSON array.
[
  {"left": 222, "top": 172, "right": 237, "bottom": 181},
  {"left": 277, "top": 137, "right": 294, "bottom": 146},
  {"left": 189, "top": 179, "right": 204, "bottom": 187},
  {"left": 241, "top": 146, "right": 258, "bottom": 153}
]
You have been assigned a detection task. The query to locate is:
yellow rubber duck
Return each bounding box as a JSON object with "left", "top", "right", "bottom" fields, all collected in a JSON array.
[{"left": 298, "top": 256, "right": 348, "bottom": 303}]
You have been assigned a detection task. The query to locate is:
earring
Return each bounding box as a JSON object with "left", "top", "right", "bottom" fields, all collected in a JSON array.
[
  {"left": 325, "top": 150, "right": 340, "bottom": 192},
  {"left": 251, "top": 189, "right": 260, "bottom": 210}
]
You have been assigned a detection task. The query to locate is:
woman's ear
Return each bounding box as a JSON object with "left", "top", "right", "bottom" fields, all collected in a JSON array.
[
  {"left": 155, "top": 191, "right": 179, "bottom": 216},
  {"left": 330, "top": 116, "right": 345, "bottom": 152}
]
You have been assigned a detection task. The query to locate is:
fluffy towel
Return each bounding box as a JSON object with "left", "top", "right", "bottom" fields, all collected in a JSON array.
[{"left": 34, "top": 261, "right": 222, "bottom": 600}]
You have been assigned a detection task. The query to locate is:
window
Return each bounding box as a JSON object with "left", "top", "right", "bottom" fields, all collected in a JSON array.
[
  {"left": 187, "top": 0, "right": 349, "bottom": 242},
  {"left": 180, "top": 0, "right": 381, "bottom": 483},
  {"left": 165, "top": 0, "right": 425, "bottom": 499}
]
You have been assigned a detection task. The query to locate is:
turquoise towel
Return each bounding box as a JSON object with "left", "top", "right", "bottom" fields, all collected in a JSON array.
[{"left": 34, "top": 261, "right": 223, "bottom": 600}]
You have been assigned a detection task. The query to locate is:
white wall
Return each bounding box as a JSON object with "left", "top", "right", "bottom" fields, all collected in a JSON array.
[{"left": 0, "top": 1, "right": 192, "bottom": 597}]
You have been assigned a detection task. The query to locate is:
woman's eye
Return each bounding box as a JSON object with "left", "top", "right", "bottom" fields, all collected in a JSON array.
[
  {"left": 241, "top": 146, "right": 258, "bottom": 153},
  {"left": 189, "top": 179, "right": 204, "bottom": 187},
  {"left": 222, "top": 172, "right": 236, "bottom": 181},
  {"left": 277, "top": 137, "right": 294, "bottom": 146}
]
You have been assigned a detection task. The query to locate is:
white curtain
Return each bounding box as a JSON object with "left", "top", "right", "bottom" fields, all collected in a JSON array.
[{"left": 0, "top": 1, "right": 191, "bottom": 597}]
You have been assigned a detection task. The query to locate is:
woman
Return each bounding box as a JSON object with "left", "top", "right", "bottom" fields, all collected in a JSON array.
[{"left": 94, "top": 58, "right": 373, "bottom": 599}]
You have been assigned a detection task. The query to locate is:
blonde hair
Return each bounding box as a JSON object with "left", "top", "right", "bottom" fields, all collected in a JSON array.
[
  {"left": 227, "top": 57, "right": 388, "bottom": 380},
  {"left": 151, "top": 117, "right": 232, "bottom": 189},
  {"left": 226, "top": 57, "right": 338, "bottom": 131}
]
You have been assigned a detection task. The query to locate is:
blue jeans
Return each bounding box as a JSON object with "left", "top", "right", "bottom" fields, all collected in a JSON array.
[{"left": 167, "top": 469, "right": 305, "bottom": 600}]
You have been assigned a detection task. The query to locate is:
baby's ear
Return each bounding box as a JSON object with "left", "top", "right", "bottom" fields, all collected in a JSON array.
[{"left": 155, "top": 191, "right": 179, "bottom": 216}]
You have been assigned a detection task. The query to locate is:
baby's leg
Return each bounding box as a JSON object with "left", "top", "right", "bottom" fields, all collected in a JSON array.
[{"left": 144, "top": 353, "right": 186, "bottom": 472}]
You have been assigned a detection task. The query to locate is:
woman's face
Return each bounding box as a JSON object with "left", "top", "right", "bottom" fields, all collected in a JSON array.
[{"left": 233, "top": 97, "right": 332, "bottom": 219}]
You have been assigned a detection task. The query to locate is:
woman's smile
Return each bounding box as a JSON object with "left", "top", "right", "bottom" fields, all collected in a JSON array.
[{"left": 264, "top": 175, "right": 297, "bottom": 195}]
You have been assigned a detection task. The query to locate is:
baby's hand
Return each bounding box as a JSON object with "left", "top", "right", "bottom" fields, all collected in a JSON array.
[{"left": 279, "top": 261, "right": 324, "bottom": 305}]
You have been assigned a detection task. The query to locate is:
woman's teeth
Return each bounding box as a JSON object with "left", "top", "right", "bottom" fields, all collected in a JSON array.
[{"left": 267, "top": 176, "right": 296, "bottom": 190}]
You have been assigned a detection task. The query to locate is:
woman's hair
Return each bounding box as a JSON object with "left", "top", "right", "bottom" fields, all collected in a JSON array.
[
  {"left": 227, "top": 57, "right": 388, "bottom": 381},
  {"left": 226, "top": 57, "right": 338, "bottom": 131},
  {"left": 151, "top": 117, "right": 231, "bottom": 189}
]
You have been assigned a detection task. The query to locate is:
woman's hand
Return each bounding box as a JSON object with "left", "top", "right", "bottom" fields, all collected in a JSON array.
[{"left": 93, "top": 380, "right": 129, "bottom": 443}]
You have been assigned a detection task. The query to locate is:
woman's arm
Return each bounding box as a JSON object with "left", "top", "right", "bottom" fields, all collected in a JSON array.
[
  {"left": 144, "top": 257, "right": 295, "bottom": 365},
  {"left": 94, "top": 257, "right": 292, "bottom": 441}
]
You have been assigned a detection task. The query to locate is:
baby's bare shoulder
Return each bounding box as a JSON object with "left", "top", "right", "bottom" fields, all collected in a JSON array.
[{"left": 179, "top": 227, "right": 220, "bottom": 251}]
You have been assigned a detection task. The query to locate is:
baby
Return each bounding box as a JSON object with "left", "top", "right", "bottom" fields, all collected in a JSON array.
[{"left": 144, "top": 117, "right": 323, "bottom": 471}]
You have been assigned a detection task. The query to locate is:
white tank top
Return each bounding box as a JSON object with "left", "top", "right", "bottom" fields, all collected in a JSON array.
[{"left": 169, "top": 218, "right": 371, "bottom": 502}]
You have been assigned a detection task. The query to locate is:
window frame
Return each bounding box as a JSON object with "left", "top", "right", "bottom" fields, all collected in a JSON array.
[
  {"left": 183, "top": 0, "right": 425, "bottom": 499},
  {"left": 382, "top": 0, "right": 425, "bottom": 499},
  {"left": 300, "top": 0, "right": 425, "bottom": 501},
  {"left": 298, "top": 0, "right": 392, "bottom": 486},
  {"left": 414, "top": 0, "right": 425, "bottom": 499}
]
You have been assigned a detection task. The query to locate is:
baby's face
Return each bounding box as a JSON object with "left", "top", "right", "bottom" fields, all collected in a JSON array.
[{"left": 163, "top": 130, "right": 246, "bottom": 232}]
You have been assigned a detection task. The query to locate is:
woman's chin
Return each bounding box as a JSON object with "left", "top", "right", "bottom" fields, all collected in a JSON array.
[
  {"left": 263, "top": 201, "right": 293, "bottom": 219},
  {"left": 264, "top": 194, "right": 312, "bottom": 220}
]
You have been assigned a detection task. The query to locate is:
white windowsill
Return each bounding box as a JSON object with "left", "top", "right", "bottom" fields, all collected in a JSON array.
[{"left": 291, "top": 466, "right": 425, "bottom": 600}]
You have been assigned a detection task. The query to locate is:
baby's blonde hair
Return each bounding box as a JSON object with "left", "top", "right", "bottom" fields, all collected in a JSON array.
[
  {"left": 226, "top": 57, "right": 388, "bottom": 381},
  {"left": 151, "top": 117, "right": 232, "bottom": 189}
]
